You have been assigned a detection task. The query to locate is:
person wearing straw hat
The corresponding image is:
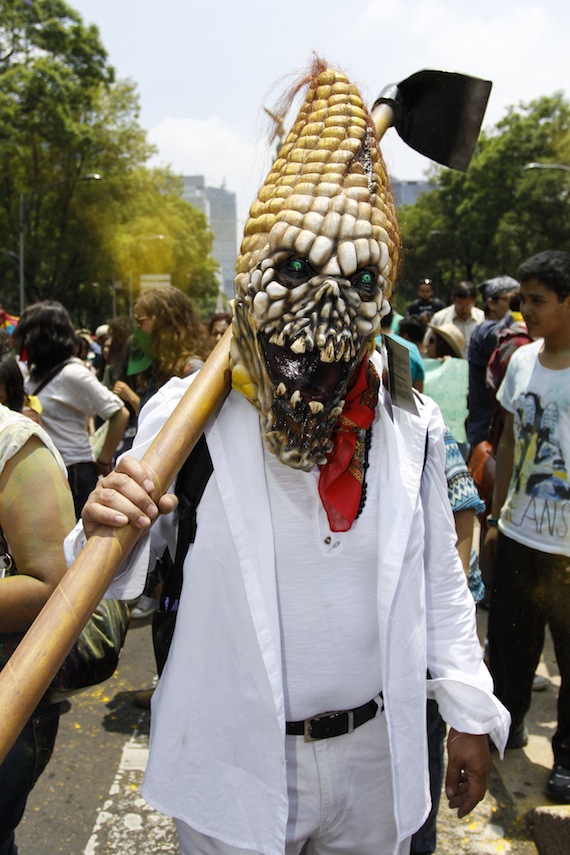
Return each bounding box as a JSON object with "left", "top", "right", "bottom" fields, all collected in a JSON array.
[
  {"left": 76, "top": 60, "right": 509, "bottom": 855},
  {"left": 427, "top": 322, "right": 465, "bottom": 359},
  {"left": 424, "top": 324, "right": 469, "bottom": 459}
]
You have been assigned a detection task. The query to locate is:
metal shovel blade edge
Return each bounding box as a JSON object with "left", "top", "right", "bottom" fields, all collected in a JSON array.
[{"left": 374, "top": 69, "right": 493, "bottom": 172}]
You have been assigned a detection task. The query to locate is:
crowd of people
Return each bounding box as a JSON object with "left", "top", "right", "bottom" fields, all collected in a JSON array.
[
  {"left": 1, "top": 256, "right": 569, "bottom": 855},
  {"left": 1, "top": 61, "right": 569, "bottom": 855}
]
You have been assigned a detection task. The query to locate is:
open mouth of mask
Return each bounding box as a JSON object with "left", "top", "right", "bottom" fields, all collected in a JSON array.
[
  {"left": 258, "top": 332, "right": 356, "bottom": 467},
  {"left": 260, "top": 335, "right": 354, "bottom": 405}
]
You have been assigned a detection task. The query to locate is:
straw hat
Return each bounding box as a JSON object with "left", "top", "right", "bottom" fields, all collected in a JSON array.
[{"left": 428, "top": 322, "right": 465, "bottom": 358}]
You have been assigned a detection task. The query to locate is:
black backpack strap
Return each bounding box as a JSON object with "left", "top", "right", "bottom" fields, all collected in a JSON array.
[
  {"left": 177, "top": 433, "right": 214, "bottom": 543},
  {"left": 167, "top": 433, "right": 213, "bottom": 601},
  {"left": 152, "top": 434, "right": 213, "bottom": 675},
  {"left": 411, "top": 389, "right": 430, "bottom": 475},
  {"left": 32, "top": 360, "right": 72, "bottom": 395}
]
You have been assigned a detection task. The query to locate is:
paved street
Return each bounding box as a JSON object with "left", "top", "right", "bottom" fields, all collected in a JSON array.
[
  {"left": 15, "top": 608, "right": 561, "bottom": 853},
  {"left": 17, "top": 617, "right": 178, "bottom": 854}
]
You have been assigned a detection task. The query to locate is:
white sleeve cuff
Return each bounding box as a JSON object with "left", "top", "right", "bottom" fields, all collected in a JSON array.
[
  {"left": 63, "top": 520, "right": 152, "bottom": 602},
  {"left": 427, "top": 676, "right": 511, "bottom": 757}
]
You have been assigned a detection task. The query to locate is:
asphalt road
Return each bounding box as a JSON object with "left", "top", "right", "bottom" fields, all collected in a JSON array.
[
  {"left": 15, "top": 610, "right": 550, "bottom": 854},
  {"left": 17, "top": 614, "right": 177, "bottom": 854}
]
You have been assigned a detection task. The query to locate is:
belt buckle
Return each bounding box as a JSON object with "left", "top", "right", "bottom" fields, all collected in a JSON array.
[{"left": 303, "top": 709, "right": 354, "bottom": 742}]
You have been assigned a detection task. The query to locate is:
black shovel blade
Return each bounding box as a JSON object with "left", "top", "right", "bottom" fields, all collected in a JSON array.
[{"left": 374, "top": 70, "right": 492, "bottom": 172}]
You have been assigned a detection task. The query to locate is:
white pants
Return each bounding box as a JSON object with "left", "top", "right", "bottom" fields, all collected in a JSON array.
[{"left": 176, "top": 703, "right": 411, "bottom": 855}]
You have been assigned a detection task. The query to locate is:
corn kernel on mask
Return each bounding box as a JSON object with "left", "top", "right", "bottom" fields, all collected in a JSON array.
[{"left": 231, "top": 60, "right": 400, "bottom": 471}]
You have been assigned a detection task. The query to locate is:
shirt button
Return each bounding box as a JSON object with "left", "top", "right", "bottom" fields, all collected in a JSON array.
[{"left": 324, "top": 536, "right": 332, "bottom": 545}]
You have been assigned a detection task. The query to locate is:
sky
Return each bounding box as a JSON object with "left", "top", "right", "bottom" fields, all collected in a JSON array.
[{"left": 70, "top": 0, "right": 570, "bottom": 231}]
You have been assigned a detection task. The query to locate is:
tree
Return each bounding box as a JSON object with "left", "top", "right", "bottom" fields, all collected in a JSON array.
[
  {"left": 397, "top": 93, "right": 570, "bottom": 304},
  {"left": 0, "top": 0, "right": 114, "bottom": 307},
  {"left": 0, "top": 0, "right": 219, "bottom": 325},
  {"left": 104, "top": 169, "right": 219, "bottom": 321}
]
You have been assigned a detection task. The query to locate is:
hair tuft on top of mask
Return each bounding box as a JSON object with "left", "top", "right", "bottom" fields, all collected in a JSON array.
[{"left": 236, "top": 57, "right": 400, "bottom": 300}]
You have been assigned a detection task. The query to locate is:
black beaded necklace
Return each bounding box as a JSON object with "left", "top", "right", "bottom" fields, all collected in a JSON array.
[{"left": 355, "top": 423, "right": 373, "bottom": 520}]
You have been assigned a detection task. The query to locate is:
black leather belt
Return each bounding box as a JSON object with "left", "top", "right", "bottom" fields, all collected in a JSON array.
[{"left": 286, "top": 696, "right": 382, "bottom": 742}]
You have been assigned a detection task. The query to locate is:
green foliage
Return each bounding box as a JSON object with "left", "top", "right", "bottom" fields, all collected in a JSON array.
[
  {"left": 105, "top": 169, "right": 219, "bottom": 321},
  {"left": 0, "top": 0, "right": 219, "bottom": 327},
  {"left": 397, "top": 93, "right": 570, "bottom": 304}
]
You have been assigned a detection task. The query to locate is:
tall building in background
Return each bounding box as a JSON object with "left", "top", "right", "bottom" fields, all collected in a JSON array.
[
  {"left": 389, "top": 176, "right": 432, "bottom": 207},
  {"left": 181, "top": 176, "right": 237, "bottom": 300}
]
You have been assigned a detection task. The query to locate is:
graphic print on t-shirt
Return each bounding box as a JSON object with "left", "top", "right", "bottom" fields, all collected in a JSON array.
[
  {"left": 513, "top": 392, "right": 570, "bottom": 502},
  {"left": 498, "top": 340, "right": 570, "bottom": 554}
]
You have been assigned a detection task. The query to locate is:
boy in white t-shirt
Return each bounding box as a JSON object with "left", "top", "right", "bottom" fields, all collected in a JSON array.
[{"left": 484, "top": 250, "right": 570, "bottom": 802}]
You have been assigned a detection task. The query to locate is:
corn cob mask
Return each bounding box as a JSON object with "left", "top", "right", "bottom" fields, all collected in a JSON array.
[{"left": 231, "top": 61, "right": 400, "bottom": 471}]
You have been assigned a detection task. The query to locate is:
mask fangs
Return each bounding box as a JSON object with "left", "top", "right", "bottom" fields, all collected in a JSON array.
[{"left": 232, "top": 249, "right": 386, "bottom": 470}]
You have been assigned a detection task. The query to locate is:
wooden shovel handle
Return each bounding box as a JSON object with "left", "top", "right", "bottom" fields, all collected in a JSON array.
[{"left": 371, "top": 102, "right": 396, "bottom": 140}]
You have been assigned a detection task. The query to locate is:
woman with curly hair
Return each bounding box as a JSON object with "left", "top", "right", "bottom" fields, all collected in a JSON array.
[
  {"left": 133, "top": 286, "right": 208, "bottom": 393},
  {"left": 125, "top": 287, "right": 209, "bottom": 622}
]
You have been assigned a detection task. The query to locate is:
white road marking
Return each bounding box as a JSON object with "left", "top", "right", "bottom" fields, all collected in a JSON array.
[{"left": 84, "top": 717, "right": 177, "bottom": 854}]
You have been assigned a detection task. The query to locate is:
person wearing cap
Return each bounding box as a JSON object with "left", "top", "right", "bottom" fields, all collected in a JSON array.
[
  {"left": 427, "top": 322, "right": 466, "bottom": 360},
  {"left": 72, "top": 62, "right": 509, "bottom": 855},
  {"left": 428, "top": 281, "right": 485, "bottom": 357},
  {"left": 466, "top": 276, "right": 520, "bottom": 450},
  {"left": 93, "top": 323, "right": 111, "bottom": 376},
  {"left": 95, "top": 322, "right": 110, "bottom": 341},
  {"left": 406, "top": 279, "right": 445, "bottom": 325}
]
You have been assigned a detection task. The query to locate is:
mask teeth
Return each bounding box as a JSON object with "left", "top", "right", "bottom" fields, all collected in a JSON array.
[
  {"left": 322, "top": 339, "right": 336, "bottom": 363},
  {"left": 290, "top": 390, "right": 302, "bottom": 409},
  {"left": 290, "top": 337, "right": 306, "bottom": 355}
]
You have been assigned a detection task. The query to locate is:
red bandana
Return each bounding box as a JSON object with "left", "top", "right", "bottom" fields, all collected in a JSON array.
[{"left": 318, "top": 354, "right": 380, "bottom": 532}]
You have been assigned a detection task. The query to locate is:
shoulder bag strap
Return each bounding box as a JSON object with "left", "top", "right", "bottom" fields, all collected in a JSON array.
[
  {"left": 32, "top": 359, "right": 73, "bottom": 395},
  {"left": 162, "top": 433, "right": 214, "bottom": 605}
]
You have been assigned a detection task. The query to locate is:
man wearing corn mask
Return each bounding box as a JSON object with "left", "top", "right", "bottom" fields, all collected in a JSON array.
[{"left": 76, "top": 59, "right": 509, "bottom": 854}]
